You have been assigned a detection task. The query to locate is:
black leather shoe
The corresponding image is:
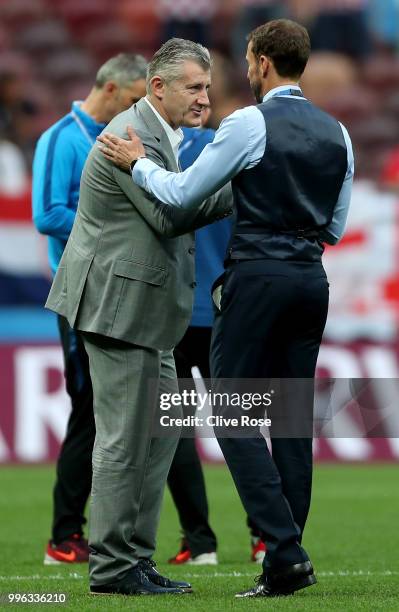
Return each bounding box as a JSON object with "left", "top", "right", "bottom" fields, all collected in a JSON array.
[
  {"left": 235, "top": 575, "right": 276, "bottom": 598},
  {"left": 138, "top": 558, "right": 193, "bottom": 592},
  {"left": 235, "top": 561, "right": 316, "bottom": 598},
  {"left": 90, "top": 565, "right": 185, "bottom": 596},
  {"left": 270, "top": 561, "right": 316, "bottom": 594}
]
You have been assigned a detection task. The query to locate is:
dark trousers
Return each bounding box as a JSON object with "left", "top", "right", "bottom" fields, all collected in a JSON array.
[
  {"left": 169, "top": 327, "right": 217, "bottom": 556},
  {"left": 210, "top": 259, "right": 329, "bottom": 570},
  {"left": 52, "top": 315, "right": 95, "bottom": 544}
]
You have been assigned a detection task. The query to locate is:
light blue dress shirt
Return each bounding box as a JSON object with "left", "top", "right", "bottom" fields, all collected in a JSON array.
[{"left": 133, "top": 85, "right": 354, "bottom": 245}]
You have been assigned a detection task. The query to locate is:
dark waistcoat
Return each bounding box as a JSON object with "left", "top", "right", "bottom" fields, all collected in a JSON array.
[{"left": 229, "top": 95, "right": 348, "bottom": 262}]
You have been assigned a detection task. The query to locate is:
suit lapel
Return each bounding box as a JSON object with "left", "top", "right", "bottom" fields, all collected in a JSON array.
[{"left": 135, "top": 98, "right": 179, "bottom": 172}]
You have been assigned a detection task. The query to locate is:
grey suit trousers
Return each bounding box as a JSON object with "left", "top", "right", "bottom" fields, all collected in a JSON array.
[{"left": 81, "top": 332, "right": 181, "bottom": 586}]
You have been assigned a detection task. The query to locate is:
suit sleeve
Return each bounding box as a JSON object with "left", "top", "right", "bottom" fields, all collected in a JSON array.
[{"left": 112, "top": 139, "right": 233, "bottom": 238}]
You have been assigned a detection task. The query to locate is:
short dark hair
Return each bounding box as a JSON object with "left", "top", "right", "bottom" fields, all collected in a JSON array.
[{"left": 247, "top": 19, "right": 311, "bottom": 79}]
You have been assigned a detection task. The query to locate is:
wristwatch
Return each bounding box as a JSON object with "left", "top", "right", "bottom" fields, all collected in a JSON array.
[{"left": 130, "top": 156, "right": 146, "bottom": 173}]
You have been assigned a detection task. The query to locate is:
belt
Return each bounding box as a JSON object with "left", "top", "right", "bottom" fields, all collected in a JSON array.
[{"left": 236, "top": 227, "right": 322, "bottom": 239}]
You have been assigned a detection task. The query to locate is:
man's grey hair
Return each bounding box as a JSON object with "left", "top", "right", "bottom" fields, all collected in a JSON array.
[
  {"left": 95, "top": 53, "right": 148, "bottom": 88},
  {"left": 146, "top": 38, "right": 211, "bottom": 94}
]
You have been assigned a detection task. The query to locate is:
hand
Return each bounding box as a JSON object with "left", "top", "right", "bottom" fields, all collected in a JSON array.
[{"left": 97, "top": 125, "right": 146, "bottom": 171}]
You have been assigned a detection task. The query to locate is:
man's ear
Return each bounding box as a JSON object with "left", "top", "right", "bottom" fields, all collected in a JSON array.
[
  {"left": 259, "top": 55, "right": 270, "bottom": 79},
  {"left": 104, "top": 81, "right": 118, "bottom": 94},
  {"left": 150, "top": 76, "right": 165, "bottom": 100}
]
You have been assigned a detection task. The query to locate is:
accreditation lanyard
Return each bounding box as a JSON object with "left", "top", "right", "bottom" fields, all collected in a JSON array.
[
  {"left": 71, "top": 110, "right": 96, "bottom": 146},
  {"left": 272, "top": 88, "right": 305, "bottom": 99}
]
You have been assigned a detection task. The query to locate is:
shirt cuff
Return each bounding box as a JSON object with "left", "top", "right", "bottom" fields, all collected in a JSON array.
[{"left": 132, "top": 157, "right": 158, "bottom": 189}]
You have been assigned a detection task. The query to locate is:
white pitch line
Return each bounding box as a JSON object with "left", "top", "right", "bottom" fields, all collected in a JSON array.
[
  {"left": 0, "top": 573, "right": 84, "bottom": 581},
  {"left": 0, "top": 570, "right": 398, "bottom": 581},
  {"left": 183, "top": 570, "right": 399, "bottom": 578}
]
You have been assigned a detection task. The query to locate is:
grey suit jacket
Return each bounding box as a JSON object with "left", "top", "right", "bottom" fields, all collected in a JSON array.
[{"left": 45, "top": 98, "right": 233, "bottom": 350}]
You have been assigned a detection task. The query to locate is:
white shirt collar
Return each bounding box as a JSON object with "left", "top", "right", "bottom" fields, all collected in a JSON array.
[
  {"left": 262, "top": 84, "right": 302, "bottom": 102},
  {"left": 144, "top": 97, "right": 183, "bottom": 163}
]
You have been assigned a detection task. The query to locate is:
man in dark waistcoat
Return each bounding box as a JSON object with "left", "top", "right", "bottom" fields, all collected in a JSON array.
[{"left": 99, "top": 20, "right": 354, "bottom": 598}]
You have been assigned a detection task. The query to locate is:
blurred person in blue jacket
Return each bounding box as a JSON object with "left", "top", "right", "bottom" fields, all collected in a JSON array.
[
  {"left": 32, "top": 53, "right": 147, "bottom": 565},
  {"left": 168, "top": 111, "right": 266, "bottom": 565}
]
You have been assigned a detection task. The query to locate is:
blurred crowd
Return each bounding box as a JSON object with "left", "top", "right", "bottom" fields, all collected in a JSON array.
[{"left": 2, "top": 0, "right": 399, "bottom": 215}]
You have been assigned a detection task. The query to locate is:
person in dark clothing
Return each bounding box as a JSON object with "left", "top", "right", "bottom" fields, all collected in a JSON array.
[{"left": 168, "top": 123, "right": 265, "bottom": 565}]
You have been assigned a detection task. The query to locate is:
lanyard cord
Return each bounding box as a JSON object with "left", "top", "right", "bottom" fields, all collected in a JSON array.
[
  {"left": 71, "top": 110, "right": 96, "bottom": 145},
  {"left": 271, "top": 89, "right": 305, "bottom": 98}
]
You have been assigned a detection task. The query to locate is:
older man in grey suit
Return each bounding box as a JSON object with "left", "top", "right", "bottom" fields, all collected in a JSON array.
[{"left": 46, "top": 38, "right": 232, "bottom": 596}]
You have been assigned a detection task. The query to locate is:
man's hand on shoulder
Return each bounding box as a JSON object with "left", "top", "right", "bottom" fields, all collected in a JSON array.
[{"left": 97, "top": 125, "right": 146, "bottom": 172}]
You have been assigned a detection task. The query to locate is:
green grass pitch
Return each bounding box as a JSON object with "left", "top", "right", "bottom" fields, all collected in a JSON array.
[{"left": 0, "top": 464, "right": 398, "bottom": 611}]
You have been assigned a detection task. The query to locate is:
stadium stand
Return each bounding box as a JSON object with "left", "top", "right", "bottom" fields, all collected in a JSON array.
[{"left": 1, "top": 0, "right": 399, "bottom": 463}]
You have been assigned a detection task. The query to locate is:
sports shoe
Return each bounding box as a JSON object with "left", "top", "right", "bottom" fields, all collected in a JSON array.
[
  {"left": 251, "top": 536, "right": 266, "bottom": 563},
  {"left": 44, "top": 534, "right": 89, "bottom": 565},
  {"left": 168, "top": 539, "right": 218, "bottom": 565},
  {"left": 168, "top": 539, "right": 191, "bottom": 564},
  {"left": 188, "top": 552, "right": 218, "bottom": 565}
]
